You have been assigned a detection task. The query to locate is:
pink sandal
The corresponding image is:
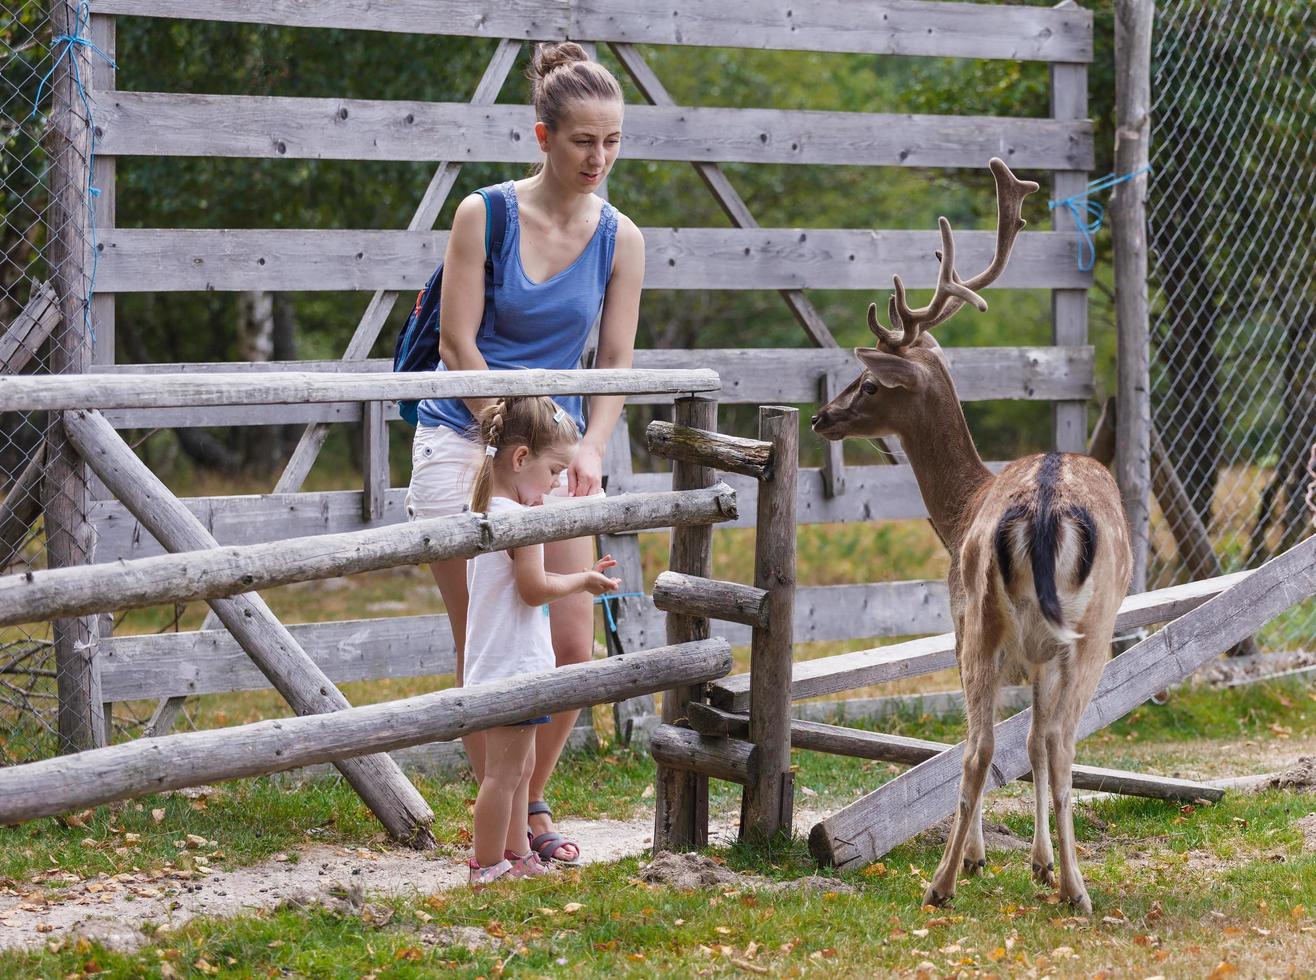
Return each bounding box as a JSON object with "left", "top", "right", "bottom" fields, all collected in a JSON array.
[
  {"left": 468, "top": 857, "right": 512, "bottom": 887},
  {"left": 504, "top": 850, "right": 555, "bottom": 878}
]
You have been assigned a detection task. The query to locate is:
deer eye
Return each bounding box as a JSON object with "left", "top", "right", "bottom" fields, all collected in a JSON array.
[{"left": 860, "top": 381, "right": 879, "bottom": 396}]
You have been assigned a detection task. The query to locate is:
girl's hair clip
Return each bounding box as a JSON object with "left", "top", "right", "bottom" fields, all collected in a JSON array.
[
  {"left": 485, "top": 445, "right": 498, "bottom": 458},
  {"left": 552, "top": 407, "right": 568, "bottom": 424}
]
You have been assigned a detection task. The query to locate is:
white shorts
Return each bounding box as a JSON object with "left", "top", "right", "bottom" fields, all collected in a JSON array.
[{"left": 404, "top": 424, "right": 606, "bottom": 522}]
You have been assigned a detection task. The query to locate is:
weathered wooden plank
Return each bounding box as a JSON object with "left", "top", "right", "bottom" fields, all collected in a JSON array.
[
  {"left": 646, "top": 421, "right": 773, "bottom": 479},
  {"left": 0, "top": 367, "right": 720, "bottom": 412},
  {"left": 652, "top": 571, "right": 769, "bottom": 629},
  {"left": 650, "top": 724, "right": 757, "bottom": 785},
  {"left": 810, "top": 534, "right": 1316, "bottom": 870},
  {"left": 96, "top": 228, "right": 1090, "bottom": 292},
  {"left": 99, "top": 614, "right": 456, "bottom": 701},
  {"left": 819, "top": 371, "right": 848, "bottom": 497},
  {"left": 576, "top": 0, "right": 1092, "bottom": 62},
  {"left": 94, "top": 92, "right": 1095, "bottom": 171},
  {"left": 63, "top": 405, "right": 436, "bottom": 845},
  {"left": 90, "top": 345, "right": 1097, "bottom": 404},
  {"left": 101, "top": 402, "right": 369, "bottom": 429},
  {"left": 0, "top": 470, "right": 736, "bottom": 627},
  {"left": 361, "top": 400, "right": 388, "bottom": 522},
  {"left": 709, "top": 569, "right": 1257, "bottom": 711},
  {"left": 0, "top": 639, "right": 733, "bottom": 825},
  {"left": 0, "top": 280, "right": 60, "bottom": 374},
  {"left": 89, "top": 14, "right": 116, "bottom": 367},
  {"left": 96, "top": 0, "right": 1092, "bottom": 62},
  {"left": 93, "top": 0, "right": 569, "bottom": 38},
  {"left": 743, "top": 406, "right": 799, "bottom": 840},
  {"left": 0, "top": 441, "right": 46, "bottom": 571},
  {"left": 686, "top": 704, "right": 1223, "bottom": 803},
  {"left": 654, "top": 396, "right": 717, "bottom": 852}
]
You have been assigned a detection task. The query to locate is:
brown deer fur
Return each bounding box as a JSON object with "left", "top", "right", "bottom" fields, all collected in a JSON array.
[{"left": 811, "top": 160, "right": 1132, "bottom": 912}]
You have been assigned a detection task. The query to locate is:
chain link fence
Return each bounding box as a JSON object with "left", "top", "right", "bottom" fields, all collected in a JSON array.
[
  {"left": 2, "top": 1, "right": 110, "bottom": 763},
  {"left": 1148, "top": 0, "right": 1315, "bottom": 654}
]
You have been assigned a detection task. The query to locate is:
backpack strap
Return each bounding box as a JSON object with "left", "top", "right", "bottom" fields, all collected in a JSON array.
[{"left": 477, "top": 185, "right": 508, "bottom": 288}]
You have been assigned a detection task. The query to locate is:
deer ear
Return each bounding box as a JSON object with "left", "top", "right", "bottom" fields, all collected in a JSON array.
[{"left": 855, "top": 347, "right": 926, "bottom": 390}]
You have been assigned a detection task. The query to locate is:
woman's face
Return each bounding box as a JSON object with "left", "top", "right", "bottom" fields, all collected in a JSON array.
[{"left": 536, "top": 98, "right": 624, "bottom": 193}]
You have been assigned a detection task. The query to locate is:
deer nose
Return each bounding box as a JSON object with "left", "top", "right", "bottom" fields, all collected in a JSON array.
[
  {"left": 810, "top": 414, "right": 820, "bottom": 427},
  {"left": 810, "top": 413, "right": 824, "bottom": 429}
]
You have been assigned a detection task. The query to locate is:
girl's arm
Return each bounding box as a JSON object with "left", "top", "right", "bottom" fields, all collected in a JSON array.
[
  {"left": 436, "top": 193, "right": 495, "bottom": 419},
  {"left": 571, "top": 215, "right": 645, "bottom": 496},
  {"left": 512, "top": 547, "right": 619, "bottom": 607}
]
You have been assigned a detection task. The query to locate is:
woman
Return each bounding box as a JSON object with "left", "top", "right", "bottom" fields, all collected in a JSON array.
[{"left": 405, "top": 41, "right": 643, "bottom": 864}]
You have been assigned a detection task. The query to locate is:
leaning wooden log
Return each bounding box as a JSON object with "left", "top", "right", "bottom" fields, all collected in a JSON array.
[
  {"left": 0, "top": 367, "right": 720, "bottom": 412},
  {"left": 652, "top": 571, "right": 769, "bottom": 628},
  {"left": 685, "top": 703, "right": 1222, "bottom": 803},
  {"left": 645, "top": 420, "right": 774, "bottom": 479},
  {"left": 809, "top": 533, "right": 1316, "bottom": 870},
  {"left": 63, "top": 408, "right": 436, "bottom": 847},
  {"left": 708, "top": 569, "right": 1252, "bottom": 712},
  {"left": 0, "top": 639, "right": 732, "bottom": 826},
  {"left": 0, "top": 280, "right": 60, "bottom": 375},
  {"left": 0, "top": 441, "right": 46, "bottom": 570},
  {"left": 649, "top": 723, "right": 757, "bottom": 786},
  {"left": 0, "top": 428, "right": 737, "bottom": 626}
]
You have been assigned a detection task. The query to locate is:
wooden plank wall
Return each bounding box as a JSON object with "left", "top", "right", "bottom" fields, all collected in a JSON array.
[{"left": 88, "top": 0, "right": 1092, "bottom": 703}]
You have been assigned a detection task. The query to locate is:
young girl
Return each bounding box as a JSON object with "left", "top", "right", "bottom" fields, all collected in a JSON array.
[{"left": 464, "top": 396, "right": 621, "bottom": 886}]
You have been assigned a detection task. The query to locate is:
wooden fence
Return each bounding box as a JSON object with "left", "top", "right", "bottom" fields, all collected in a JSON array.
[{"left": 67, "top": 0, "right": 1098, "bottom": 746}]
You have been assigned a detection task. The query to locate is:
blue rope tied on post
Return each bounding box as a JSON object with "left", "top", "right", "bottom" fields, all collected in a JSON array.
[
  {"left": 31, "top": 1, "right": 118, "bottom": 344},
  {"left": 1048, "top": 165, "right": 1152, "bottom": 272},
  {"left": 594, "top": 592, "right": 647, "bottom": 633}
]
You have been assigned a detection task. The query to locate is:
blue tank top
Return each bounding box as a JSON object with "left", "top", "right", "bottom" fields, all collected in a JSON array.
[{"left": 417, "top": 181, "right": 619, "bottom": 434}]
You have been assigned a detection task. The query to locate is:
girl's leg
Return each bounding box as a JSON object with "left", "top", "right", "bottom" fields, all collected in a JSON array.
[
  {"left": 506, "top": 737, "right": 538, "bottom": 855},
  {"left": 530, "top": 535, "right": 595, "bottom": 858},
  {"left": 428, "top": 557, "right": 485, "bottom": 783},
  {"left": 473, "top": 725, "right": 535, "bottom": 868}
]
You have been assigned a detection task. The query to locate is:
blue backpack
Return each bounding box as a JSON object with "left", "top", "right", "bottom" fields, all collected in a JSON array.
[{"left": 393, "top": 185, "right": 508, "bottom": 425}]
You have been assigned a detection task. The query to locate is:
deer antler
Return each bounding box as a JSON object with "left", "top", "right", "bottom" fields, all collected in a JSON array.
[{"left": 869, "top": 158, "right": 1040, "bottom": 348}]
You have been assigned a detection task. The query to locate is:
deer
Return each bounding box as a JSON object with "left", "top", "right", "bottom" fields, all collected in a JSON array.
[{"left": 811, "top": 158, "right": 1132, "bottom": 913}]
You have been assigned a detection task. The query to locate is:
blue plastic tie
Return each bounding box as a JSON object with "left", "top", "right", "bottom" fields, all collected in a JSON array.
[
  {"left": 594, "top": 592, "right": 647, "bottom": 633},
  {"left": 1048, "top": 165, "right": 1152, "bottom": 272},
  {"left": 31, "top": 2, "right": 118, "bottom": 345}
]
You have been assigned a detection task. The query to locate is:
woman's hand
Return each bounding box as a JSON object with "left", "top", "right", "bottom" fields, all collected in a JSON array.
[{"left": 568, "top": 441, "right": 605, "bottom": 496}]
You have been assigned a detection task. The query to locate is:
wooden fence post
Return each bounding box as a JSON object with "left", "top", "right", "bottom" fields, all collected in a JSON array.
[
  {"left": 653, "top": 395, "right": 717, "bottom": 852},
  {"left": 741, "top": 406, "right": 798, "bottom": 841},
  {"left": 44, "top": 1, "right": 104, "bottom": 752},
  {"left": 1113, "top": 0, "right": 1154, "bottom": 594}
]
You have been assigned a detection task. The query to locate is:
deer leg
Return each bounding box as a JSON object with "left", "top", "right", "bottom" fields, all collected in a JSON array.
[
  {"left": 1046, "top": 641, "right": 1105, "bottom": 914},
  {"left": 1028, "top": 671, "right": 1056, "bottom": 887},
  {"left": 925, "top": 639, "right": 998, "bottom": 907}
]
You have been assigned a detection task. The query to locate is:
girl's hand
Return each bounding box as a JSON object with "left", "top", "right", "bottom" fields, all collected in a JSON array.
[
  {"left": 581, "top": 572, "right": 621, "bottom": 597},
  {"left": 568, "top": 442, "right": 604, "bottom": 496},
  {"left": 594, "top": 555, "right": 618, "bottom": 575}
]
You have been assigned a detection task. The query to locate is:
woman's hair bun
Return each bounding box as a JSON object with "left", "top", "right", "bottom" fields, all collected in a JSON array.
[{"left": 531, "top": 41, "right": 589, "bottom": 79}]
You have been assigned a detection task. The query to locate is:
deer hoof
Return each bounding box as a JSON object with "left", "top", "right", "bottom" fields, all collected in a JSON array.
[
  {"left": 1065, "top": 891, "right": 1093, "bottom": 915},
  {"left": 922, "top": 885, "right": 952, "bottom": 908},
  {"left": 963, "top": 857, "right": 987, "bottom": 877},
  {"left": 1032, "top": 861, "right": 1056, "bottom": 887}
]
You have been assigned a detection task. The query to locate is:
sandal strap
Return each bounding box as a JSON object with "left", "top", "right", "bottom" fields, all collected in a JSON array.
[
  {"left": 528, "top": 800, "right": 553, "bottom": 818},
  {"left": 530, "top": 831, "right": 577, "bottom": 861}
]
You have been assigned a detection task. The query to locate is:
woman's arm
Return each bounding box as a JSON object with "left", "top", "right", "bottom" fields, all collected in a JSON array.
[
  {"left": 436, "top": 193, "right": 495, "bottom": 419},
  {"left": 571, "top": 215, "right": 645, "bottom": 496},
  {"left": 512, "top": 549, "right": 619, "bottom": 607}
]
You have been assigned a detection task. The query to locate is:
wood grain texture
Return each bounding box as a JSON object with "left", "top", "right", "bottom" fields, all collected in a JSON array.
[
  {"left": 650, "top": 724, "right": 757, "bottom": 786},
  {"left": 810, "top": 535, "right": 1316, "bottom": 869},
  {"left": 0, "top": 639, "right": 734, "bottom": 825},
  {"left": 90, "top": 345, "right": 1097, "bottom": 404},
  {"left": 0, "top": 476, "right": 737, "bottom": 627},
  {"left": 709, "top": 568, "right": 1257, "bottom": 711},
  {"left": 646, "top": 421, "right": 773, "bottom": 479},
  {"left": 95, "top": 228, "right": 1090, "bottom": 292},
  {"left": 0, "top": 280, "right": 60, "bottom": 374},
  {"left": 686, "top": 704, "right": 1222, "bottom": 802},
  {"left": 0, "top": 367, "right": 720, "bottom": 412},
  {"left": 99, "top": 614, "right": 456, "bottom": 701},
  {"left": 94, "top": 91, "right": 1093, "bottom": 171},
  {"left": 653, "top": 571, "right": 770, "bottom": 629}
]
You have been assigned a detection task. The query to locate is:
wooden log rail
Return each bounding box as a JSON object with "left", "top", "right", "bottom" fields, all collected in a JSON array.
[
  {"left": 0, "top": 367, "right": 720, "bottom": 412},
  {"left": 685, "top": 703, "right": 1223, "bottom": 804},
  {"left": 810, "top": 534, "right": 1316, "bottom": 870},
  {"left": 0, "top": 448, "right": 738, "bottom": 627},
  {"left": 653, "top": 571, "right": 769, "bottom": 629},
  {"left": 646, "top": 421, "right": 773, "bottom": 479},
  {"left": 708, "top": 569, "right": 1253, "bottom": 712},
  {"left": 0, "top": 639, "right": 732, "bottom": 826},
  {"left": 650, "top": 724, "right": 757, "bottom": 786}
]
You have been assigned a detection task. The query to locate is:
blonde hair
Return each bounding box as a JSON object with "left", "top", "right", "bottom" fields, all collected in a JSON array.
[
  {"left": 527, "top": 41, "right": 623, "bottom": 132},
  {"left": 469, "top": 396, "right": 580, "bottom": 513}
]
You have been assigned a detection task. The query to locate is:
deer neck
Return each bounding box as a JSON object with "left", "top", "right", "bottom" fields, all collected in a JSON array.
[{"left": 895, "top": 397, "right": 992, "bottom": 553}]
